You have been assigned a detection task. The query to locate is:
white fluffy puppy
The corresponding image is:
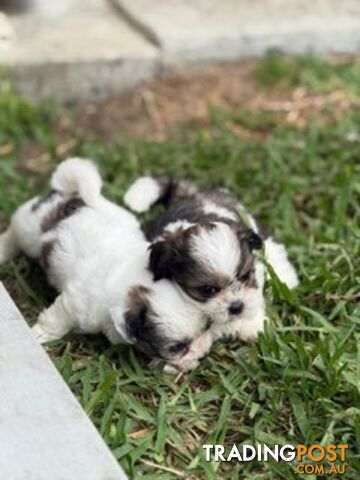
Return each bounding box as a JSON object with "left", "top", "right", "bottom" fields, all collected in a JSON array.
[
  {"left": 124, "top": 176, "right": 299, "bottom": 342},
  {"left": 0, "top": 159, "right": 212, "bottom": 373}
]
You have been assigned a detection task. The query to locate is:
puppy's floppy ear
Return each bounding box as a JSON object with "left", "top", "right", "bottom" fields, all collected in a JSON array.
[
  {"left": 111, "top": 286, "right": 150, "bottom": 344},
  {"left": 149, "top": 236, "right": 185, "bottom": 281},
  {"left": 123, "top": 305, "right": 148, "bottom": 343},
  {"left": 110, "top": 308, "right": 134, "bottom": 344}
]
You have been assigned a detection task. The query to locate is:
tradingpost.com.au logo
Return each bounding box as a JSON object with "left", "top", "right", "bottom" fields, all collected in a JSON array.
[{"left": 203, "top": 443, "right": 348, "bottom": 476}]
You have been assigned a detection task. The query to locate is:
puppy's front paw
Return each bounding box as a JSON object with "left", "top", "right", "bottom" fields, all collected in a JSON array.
[
  {"left": 31, "top": 323, "right": 54, "bottom": 344},
  {"left": 163, "top": 359, "right": 200, "bottom": 375},
  {"left": 0, "top": 230, "right": 18, "bottom": 264},
  {"left": 163, "top": 364, "right": 180, "bottom": 375}
]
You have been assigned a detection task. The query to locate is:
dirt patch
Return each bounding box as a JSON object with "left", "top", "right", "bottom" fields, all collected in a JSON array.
[
  {"left": 75, "top": 62, "right": 260, "bottom": 141},
  {"left": 73, "top": 61, "right": 359, "bottom": 141},
  {"left": 18, "top": 60, "right": 360, "bottom": 172}
]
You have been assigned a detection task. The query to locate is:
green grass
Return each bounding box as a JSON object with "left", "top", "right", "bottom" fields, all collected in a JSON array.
[
  {"left": 255, "top": 52, "right": 360, "bottom": 96},
  {"left": 0, "top": 57, "right": 359, "bottom": 479}
]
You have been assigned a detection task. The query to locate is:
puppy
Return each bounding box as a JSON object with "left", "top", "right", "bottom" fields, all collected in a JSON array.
[
  {"left": 124, "top": 176, "right": 299, "bottom": 342},
  {"left": 0, "top": 160, "right": 212, "bottom": 373}
]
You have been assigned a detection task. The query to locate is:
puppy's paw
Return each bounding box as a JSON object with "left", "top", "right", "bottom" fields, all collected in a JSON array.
[
  {"left": 124, "top": 177, "right": 160, "bottom": 213},
  {"left": 31, "top": 323, "right": 55, "bottom": 344},
  {"left": 32, "top": 309, "right": 66, "bottom": 344},
  {"left": 0, "top": 230, "right": 18, "bottom": 265},
  {"left": 163, "top": 364, "right": 180, "bottom": 375},
  {"left": 163, "top": 358, "right": 200, "bottom": 375}
]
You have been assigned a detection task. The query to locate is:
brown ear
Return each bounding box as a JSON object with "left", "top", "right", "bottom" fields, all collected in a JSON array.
[
  {"left": 149, "top": 236, "right": 186, "bottom": 281},
  {"left": 124, "top": 306, "right": 147, "bottom": 343},
  {"left": 123, "top": 286, "right": 150, "bottom": 342}
]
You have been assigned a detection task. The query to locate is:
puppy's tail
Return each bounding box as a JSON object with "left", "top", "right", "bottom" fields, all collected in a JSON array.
[
  {"left": 51, "top": 157, "right": 102, "bottom": 207},
  {"left": 124, "top": 176, "right": 167, "bottom": 213},
  {"left": 124, "top": 176, "right": 184, "bottom": 213}
]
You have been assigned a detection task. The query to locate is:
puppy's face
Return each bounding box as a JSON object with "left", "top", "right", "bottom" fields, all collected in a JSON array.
[
  {"left": 113, "top": 282, "right": 211, "bottom": 372},
  {"left": 149, "top": 222, "right": 263, "bottom": 324}
]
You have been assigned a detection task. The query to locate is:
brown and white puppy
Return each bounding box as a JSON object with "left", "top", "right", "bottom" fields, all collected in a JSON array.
[
  {"left": 124, "top": 177, "right": 299, "bottom": 342},
  {"left": 0, "top": 160, "right": 212, "bottom": 373}
]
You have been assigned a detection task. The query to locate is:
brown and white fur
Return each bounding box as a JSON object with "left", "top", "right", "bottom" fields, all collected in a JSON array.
[
  {"left": 0, "top": 160, "right": 213, "bottom": 373},
  {"left": 124, "top": 176, "right": 299, "bottom": 343}
]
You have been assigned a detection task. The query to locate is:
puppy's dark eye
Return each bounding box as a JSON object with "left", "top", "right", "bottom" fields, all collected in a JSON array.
[
  {"left": 197, "top": 285, "right": 220, "bottom": 298},
  {"left": 169, "top": 341, "right": 190, "bottom": 355}
]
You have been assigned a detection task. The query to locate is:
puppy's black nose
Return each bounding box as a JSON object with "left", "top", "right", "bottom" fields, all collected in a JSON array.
[{"left": 229, "top": 300, "right": 244, "bottom": 315}]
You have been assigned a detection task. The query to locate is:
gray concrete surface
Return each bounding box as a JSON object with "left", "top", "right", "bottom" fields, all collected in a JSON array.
[
  {"left": 1, "top": 0, "right": 360, "bottom": 101},
  {"left": 0, "top": 283, "right": 127, "bottom": 480},
  {"left": 0, "top": 0, "right": 158, "bottom": 101},
  {"left": 116, "top": 0, "right": 360, "bottom": 66}
]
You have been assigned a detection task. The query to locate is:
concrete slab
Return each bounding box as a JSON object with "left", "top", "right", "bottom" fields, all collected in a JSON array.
[
  {"left": 0, "top": 0, "right": 159, "bottom": 101},
  {"left": 0, "top": 283, "right": 127, "bottom": 480},
  {"left": 115, "top": 0, "right": 360, "bottom": 66},
  {"left": 2, "top": 0, "right": 360, "bottom": 102}
]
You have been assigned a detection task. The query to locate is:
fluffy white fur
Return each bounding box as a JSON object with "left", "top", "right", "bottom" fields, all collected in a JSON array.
[
  {"left": 0, "top": 159, "right": 209, "bottom": 373},
  {"left": 164, "top": 220, "right": 195, "bottom": 234},
  {"left": 51, "top": 157, "right": 102, "bottom": 207},
  {"left": 190, "top": 222, "right": 241, "bottom": 279},
  {"left": 124, "top": 176, "right": 161, "bottom": 213}
]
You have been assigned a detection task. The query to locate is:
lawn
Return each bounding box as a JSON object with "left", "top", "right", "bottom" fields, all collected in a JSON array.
[{"left": 0, "top": 54, "right": 359, "bottom": 479}]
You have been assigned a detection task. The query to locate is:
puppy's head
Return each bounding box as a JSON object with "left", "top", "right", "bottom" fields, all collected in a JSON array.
[
  {"left": 112, "top": 282, "right": 211, "bottom": 372},
  {"left": 149, "top": 222, "right": 263, "bottom": 324}
]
